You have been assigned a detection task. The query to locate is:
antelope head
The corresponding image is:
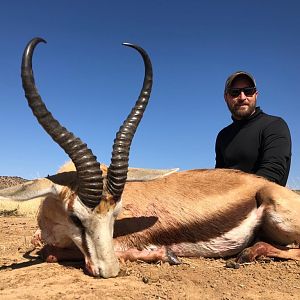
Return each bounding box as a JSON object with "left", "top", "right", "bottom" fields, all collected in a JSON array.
[{"left": 20, "top": 38, "right": 153, "bottom": 278}]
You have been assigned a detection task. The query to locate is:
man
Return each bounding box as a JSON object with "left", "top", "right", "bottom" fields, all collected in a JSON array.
[{"left": 215, "top": 71, "right": 291, "bottom": 186}]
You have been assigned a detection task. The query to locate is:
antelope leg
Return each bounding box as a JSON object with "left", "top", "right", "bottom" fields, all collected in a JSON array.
[
  {"left": 115, "top": 246, "right": 181, "bottom": 265},
  {"left": 236, "top": 241, "right": 300, "bottom": 263},
  {"left": 38, "top": 245, "right": 84, "bottom": 262}
]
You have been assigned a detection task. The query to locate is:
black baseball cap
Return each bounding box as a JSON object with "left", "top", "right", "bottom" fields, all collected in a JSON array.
[{"left": 225, "top": 71, "right": 256, "bottom": 92}]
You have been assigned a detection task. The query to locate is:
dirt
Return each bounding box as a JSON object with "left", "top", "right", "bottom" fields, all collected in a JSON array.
[{"left": 0, "top": 216, "right": 300, "bottom": 300}]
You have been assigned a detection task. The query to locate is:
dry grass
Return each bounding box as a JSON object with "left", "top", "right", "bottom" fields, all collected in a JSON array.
[{"left": 0, "top": 197, "right": 42, "bottom": 217}]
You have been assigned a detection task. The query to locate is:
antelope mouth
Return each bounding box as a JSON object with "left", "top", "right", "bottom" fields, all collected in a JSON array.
[{"left": 84, "top": 258, "right": 120, "bottom": 278}]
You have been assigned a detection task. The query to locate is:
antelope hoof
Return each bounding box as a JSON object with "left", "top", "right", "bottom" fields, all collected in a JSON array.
[
  {"left": 225, "top": 260, "right": 240, "bottom": 269},
  {"left": 166, "top": 248, "right": 181, "bottom": 265},
  {"left": 236, "top": 248, "right": 256, "bottom": 264},
  {"left": 37, "top": 246, "right": 58, "bottom": 263},
  {"left": 45, "top": 254, "right": 58, "bottom": 263}
]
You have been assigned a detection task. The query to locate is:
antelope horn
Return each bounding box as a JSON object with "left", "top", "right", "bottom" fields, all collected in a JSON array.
[
  {"left": 21, "top": 37, "right": 103, "bottom": 209},
  {"left": 107, "top": 43, "right": 153, "bottom": 200}
]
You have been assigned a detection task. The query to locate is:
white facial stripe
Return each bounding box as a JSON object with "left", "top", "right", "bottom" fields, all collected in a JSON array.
[
  {"left": 67, "top": 196, "right": 119, "bottom": 277},
  {"left": 84, "top": 208, "right": 119, "bottom": 277},
  {"left": 113, "top": 198, "right": 123, "bottom": 218}
]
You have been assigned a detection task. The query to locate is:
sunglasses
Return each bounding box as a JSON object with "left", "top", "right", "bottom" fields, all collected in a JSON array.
[{"left": 227, "top": 87, "right": 256, "bottom": 97}]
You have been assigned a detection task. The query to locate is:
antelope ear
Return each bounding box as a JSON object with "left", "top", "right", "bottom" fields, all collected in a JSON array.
[
  {"left": 0, "top": 178, "right": 58, "bottom": 201},
  {"left": 126, "top": 167, "right": 179, "bottom": 182}
]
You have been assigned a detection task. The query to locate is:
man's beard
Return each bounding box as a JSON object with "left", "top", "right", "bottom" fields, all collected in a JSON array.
[{"left": 227, "top": 102, "right": 256, "bottom": 120}]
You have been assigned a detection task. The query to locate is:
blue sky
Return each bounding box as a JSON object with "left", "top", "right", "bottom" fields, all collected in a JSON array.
[{"left": 0, "top": 1, "right": 300, "bottom": 188}]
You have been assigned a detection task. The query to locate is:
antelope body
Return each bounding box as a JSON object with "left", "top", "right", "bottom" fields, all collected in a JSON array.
[{"left": 1, "top": 38, "right": 300, "bottom": 278}]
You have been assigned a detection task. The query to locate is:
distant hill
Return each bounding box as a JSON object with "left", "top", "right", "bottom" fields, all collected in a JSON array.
[{"left": 0, "top": 176, "right": 28, "bottom": 189}]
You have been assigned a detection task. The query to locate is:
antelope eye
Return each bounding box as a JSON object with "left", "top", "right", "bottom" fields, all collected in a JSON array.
[{"left": 69, "top": 214, "right": 84, "bottom": 229}]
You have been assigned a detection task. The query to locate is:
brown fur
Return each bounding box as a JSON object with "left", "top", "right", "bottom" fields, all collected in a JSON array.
[
  {"left": 111, "top": 169, "right": 264, "bottom": 248},
  {"left": 95, "top": 195, "right": 116, "bottom": 215},
  {"left": 51, "top": 162, "right": 300, "bottom": 251}
]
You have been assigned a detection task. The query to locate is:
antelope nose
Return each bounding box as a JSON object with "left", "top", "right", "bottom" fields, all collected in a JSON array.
[{"left": 100, "top": 264, "right": 120, "bottom": 279}]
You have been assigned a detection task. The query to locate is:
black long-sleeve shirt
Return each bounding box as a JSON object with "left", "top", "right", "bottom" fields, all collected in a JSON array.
[{"left": 215, "top": 107, "right": 291, "bottom": 186}]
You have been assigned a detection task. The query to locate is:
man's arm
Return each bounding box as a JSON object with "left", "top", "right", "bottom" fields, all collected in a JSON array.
[{"left": 256, "top": 118, "right": 291, "bottom": 186}]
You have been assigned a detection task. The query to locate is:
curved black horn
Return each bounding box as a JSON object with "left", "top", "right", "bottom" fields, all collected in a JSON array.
[
  {"left": 107, "top": 43, "right": 153, "bottom": 200},
  {"left": 21, "top": 37, "right": 103, "bottom": 209}
]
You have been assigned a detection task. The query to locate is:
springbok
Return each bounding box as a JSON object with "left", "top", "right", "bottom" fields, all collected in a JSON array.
[{"left": 1, "top": 38, "right": 300, "bottom": 279}]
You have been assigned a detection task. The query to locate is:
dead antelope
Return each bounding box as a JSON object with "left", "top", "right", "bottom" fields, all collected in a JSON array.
[{"left": 1, "top": 38, "right": 300, "bottom": 279}]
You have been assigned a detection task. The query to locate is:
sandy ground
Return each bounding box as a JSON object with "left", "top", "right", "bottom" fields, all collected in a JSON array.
[{"left": 1, "top": 215, "right": 300, "bottom": 300}]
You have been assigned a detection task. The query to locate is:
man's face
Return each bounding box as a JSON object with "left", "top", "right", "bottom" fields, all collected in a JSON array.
[{"left": 224, "top": 77, "right": 258, "bottom": 120}]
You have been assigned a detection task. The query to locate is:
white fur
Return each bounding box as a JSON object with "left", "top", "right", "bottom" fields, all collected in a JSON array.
[{"left": 170, "top": 207, "right": 264, "bottom": 258}]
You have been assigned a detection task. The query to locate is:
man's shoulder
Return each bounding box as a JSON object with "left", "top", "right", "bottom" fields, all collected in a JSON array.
[
  {"left": 218, "top": 121, "right": 235, "bottom": 132},
  {"left": 259, "top": 111, "right": 288, "bottom": 127},
  {"left": 217, "top": 122, "right": 235, "bottom": 138},
  {"left": 217, "top": 111, "right": 289, "bottom": 137},
  {"left": 258, "top": 112, "right": 290, "bottom": 138}
]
